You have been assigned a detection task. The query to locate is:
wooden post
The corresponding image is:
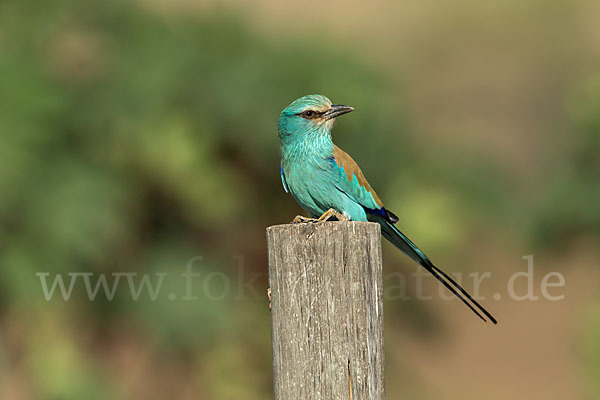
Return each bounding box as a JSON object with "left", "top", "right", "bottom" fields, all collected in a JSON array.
[{"left": 266, "top": 221, "right": 384, "bottom": 400}]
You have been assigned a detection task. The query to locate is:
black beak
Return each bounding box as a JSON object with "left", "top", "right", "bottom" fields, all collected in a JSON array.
[{"left": 324, "top": 104, "right": 355, "bottom": 120}]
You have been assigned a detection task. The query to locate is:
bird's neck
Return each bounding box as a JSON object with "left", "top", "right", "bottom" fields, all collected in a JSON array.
[{"left": 280, "top": 129, "right": 334, "bottom": 168}]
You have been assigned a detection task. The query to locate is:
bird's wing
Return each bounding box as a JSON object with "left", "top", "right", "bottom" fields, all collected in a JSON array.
[
  {"left": 333, "top": 146, "right": 497, "bottom": 324},
  {"left": 332, "top": 145, "right": 397, "bottom": 221},
  {"left": 280, "top": 166, "right": 289, "bottom": 193}
]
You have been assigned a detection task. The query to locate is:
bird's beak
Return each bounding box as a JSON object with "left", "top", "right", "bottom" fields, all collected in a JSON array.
[{"left": 324, "top": 104, "right": 355, "bottom": 120}]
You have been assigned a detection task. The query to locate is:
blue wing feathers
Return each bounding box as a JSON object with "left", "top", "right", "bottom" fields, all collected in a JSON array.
[
  {"left": 280, "top": 166, "right": 289, "bottom": 193},
  {"left": 332, "top": 160, "right": 381, "bottom": 211}
]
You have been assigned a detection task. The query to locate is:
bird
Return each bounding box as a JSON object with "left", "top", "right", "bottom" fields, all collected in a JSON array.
[{"left": 277, "top": 94, "right": 497, "bottom": 324}]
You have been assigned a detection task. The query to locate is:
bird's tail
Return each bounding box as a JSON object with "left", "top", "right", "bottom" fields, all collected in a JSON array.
[{"left": 376, "top": 217, "right": 497, "bottom": 324}]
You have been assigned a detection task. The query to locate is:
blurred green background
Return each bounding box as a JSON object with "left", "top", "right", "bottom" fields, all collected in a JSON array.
[{"left": 1, "top": 0, "right": 599, "bottom": 399}]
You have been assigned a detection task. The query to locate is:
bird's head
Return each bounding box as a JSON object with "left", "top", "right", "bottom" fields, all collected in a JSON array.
[{"left": 278, "top": 94, "right": 354, "bottom": 142}]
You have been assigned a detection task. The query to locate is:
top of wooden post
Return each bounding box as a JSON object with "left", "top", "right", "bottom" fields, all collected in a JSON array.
[{"left": 266, "top": 220, "right": 380, "bottom": 234}]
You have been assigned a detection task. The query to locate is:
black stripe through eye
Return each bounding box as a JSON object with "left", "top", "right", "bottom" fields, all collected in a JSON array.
[{"left": 298, "top": 110, "right": 320, "bottom": 119}]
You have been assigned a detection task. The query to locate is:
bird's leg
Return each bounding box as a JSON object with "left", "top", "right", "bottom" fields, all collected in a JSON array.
[
  {"left": 291, "top": 209, "right": 348, "bottom": 224},
  {"left": 317, "top": 208, "right": 349, "bottom": 222},
  {"left": 292, "top": 215, "right": 320, "bottom": 223}
]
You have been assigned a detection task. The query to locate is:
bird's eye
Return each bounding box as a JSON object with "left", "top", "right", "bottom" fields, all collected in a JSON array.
[{"left": 302, "top": 110, "right": 316, "bottom": 119}]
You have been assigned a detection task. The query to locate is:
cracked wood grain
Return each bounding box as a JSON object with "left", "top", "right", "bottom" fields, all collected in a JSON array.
[{"left": 267, "top": 221, "right": 385, "bottom": 400}]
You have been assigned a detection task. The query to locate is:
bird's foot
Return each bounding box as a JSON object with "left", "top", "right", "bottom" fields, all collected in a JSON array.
[
  {"left": 292, "top": 215, "right": 320, "bottom": 224},
  {"left": 267, "top": 287, "right": 272, "bottom": 310},
  {"left": 291, "top": 209, "right": 348, "bottom": 224},
  {"left": 317, "top": 208, "right": 349, "bottom": 222}
]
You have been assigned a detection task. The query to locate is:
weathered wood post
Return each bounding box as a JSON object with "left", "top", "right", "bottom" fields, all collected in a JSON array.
[{"left": 266, "top": 221, "right": 384, "bottom": 400}]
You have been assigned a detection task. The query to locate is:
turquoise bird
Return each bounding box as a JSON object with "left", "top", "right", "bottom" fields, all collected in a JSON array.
[{"left": 278, "top": 94, "right": 497, "bottom": 324}]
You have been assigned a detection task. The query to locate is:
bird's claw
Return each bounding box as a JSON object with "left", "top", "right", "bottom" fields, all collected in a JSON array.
[
  {"left": 291, "top": 209, "right": 348, "bottom": 224},
  {"left": 317, "top": 208, "right": 348, "bottom": 222},
  {"left": 292, "top": 215, "right": 320, "bottom": 224}
]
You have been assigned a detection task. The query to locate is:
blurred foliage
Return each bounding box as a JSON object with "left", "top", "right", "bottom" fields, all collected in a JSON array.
[
  {"left": 0, "top": 0, "right": 598, "bottom": 398},
  {"left": 0, "top": 0, "right": 402, "bottom": 398},
  {"left": 529, "top": 75, "right": 600, "bottom": 247}
]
